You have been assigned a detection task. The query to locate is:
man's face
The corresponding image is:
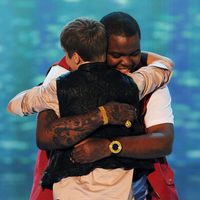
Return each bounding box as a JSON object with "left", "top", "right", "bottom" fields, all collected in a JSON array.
[{"left": 107, "top": 34, "right": 141, "bottom": 73}]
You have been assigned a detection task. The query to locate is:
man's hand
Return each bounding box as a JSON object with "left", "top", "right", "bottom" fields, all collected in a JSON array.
[
  {"left": 71, "top": 138, "right": 111, "bottom": 163},
  {"left": 104, "top": 102, "right": 137, "bottom": 125}
]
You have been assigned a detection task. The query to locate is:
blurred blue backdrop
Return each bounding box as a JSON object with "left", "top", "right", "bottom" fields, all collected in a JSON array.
[{"left": 1, "top": 0, "right": 200, "bottom": 199}]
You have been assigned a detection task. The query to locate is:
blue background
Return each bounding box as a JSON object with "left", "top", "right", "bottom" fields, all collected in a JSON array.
[{"left": 1, "top": 0, "right": 200, "bottom": 199}]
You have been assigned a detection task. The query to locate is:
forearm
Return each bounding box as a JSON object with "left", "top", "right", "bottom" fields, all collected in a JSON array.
[
  {"left": 23, "top": 85, "right": 59, "bottom": 115},
  {"left": 129, "top": 61, "right": 173, "bottom": 100},
  {"left": 8, "top": 79, "right": 59, "bottom": 117},
  {"left": 71, "top": 124, "right": 174, "bottom": 163},
  {"left": 36, "top": 109, "right": 104, "bottom": 150},
  {"left": 117, "top": 135, "right": 170, "bottom": 159},
  {"left": 37, "top": 102, "right": 136, "bottom": 150},
  {"left": 117, "top": 124, "right": 174, "bottom": 159}
]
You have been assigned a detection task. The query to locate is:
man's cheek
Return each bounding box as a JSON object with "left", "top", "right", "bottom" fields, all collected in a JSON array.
[{"left": 107, "top": 59, "right": 120, "bottom": 68}]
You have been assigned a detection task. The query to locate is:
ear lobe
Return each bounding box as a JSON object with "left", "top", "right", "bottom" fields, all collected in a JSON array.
[{"left": 73, "top": 52, "right": 80, "bottom": 64}]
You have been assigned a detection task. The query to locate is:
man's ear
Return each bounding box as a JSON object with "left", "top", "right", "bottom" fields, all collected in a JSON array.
[{"left": 73, "top": 52, "right": 81, "bottom": 64}]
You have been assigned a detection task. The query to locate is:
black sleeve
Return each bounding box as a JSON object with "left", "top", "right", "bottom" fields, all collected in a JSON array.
[{"left": 140, "top": 52, "right": 148, "bottom": 66}]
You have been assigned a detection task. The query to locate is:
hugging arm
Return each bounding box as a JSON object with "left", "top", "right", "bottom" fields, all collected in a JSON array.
[
  {"left": 72, "top": 122, "right": 173, "bottom": 163},
  {"left": 128, "top": 52, "right": 174, "bottom": 100},
  {"left": 7, "top": 79, "right": 59, "bottom": 116},
  {"left": 36, "top": 109, "right": 103, "bottom": 150},
  {"left": 36, "top": 102, "right": 136, "bottom": 150},
  {"left": 8, "top": 53, "right": 173, "bottom": 117}
]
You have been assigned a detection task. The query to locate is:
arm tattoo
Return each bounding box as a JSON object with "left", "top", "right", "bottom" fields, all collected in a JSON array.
[{"left": 44, "top": 110, "right": 103, "bottom": 149}]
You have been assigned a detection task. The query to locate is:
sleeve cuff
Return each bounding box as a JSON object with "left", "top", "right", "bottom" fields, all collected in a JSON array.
[{"left": 8, "top": 91, "right": 26, "bottom": 117}]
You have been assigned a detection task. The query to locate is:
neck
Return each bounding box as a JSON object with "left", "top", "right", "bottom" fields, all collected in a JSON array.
[
  {"left": 77, "top": 61, "right": 91, "bottom": 68},
  {"left": 77, "top": 55, "right": 106, "bottom": 68}
]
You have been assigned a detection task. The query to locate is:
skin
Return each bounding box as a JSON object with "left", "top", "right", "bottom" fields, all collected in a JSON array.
[{"left": 36, "top": 33, "right": 174, "bottom": 164}]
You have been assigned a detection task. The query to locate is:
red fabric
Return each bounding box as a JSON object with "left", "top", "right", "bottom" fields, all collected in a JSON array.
[
  {"left": 140, "top": 94, "right": 179, "bottom": 200},
  {"left": 52, "top": 56, "right": 71, "bottom": 71},
  {"left": 29, "top": 57, "right": 70, "bottom": 200},
  {"left": 147, "top": 159, "right": 179, "bottom": 200},
  {"left": 29, "top": 150, "right": 53, "bottom": 200}
]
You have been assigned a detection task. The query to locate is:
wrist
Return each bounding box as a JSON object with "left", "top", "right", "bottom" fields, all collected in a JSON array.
[{"left": 105, "top": 139, "right": 112, "bottom": 157}]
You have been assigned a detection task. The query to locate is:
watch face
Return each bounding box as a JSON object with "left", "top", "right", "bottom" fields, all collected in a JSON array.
[
  {"left": 109, "top": 140, "right": 122, "bottom": 154},
  {"left": 112, "top": 143, "right": 119, "bottom": 151}
]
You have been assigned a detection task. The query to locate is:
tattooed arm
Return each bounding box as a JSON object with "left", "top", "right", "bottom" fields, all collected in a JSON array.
[
  {"left": 36, "top": 109, "right": 102, "bottom": 150},
  {"left": 36, "top": 102, "right": 136, "bottom": 150}
]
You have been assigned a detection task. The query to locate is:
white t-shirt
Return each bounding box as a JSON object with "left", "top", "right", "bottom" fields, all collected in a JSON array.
[{"left": 144, "top": 86, "right": 174, "bottom": 128}]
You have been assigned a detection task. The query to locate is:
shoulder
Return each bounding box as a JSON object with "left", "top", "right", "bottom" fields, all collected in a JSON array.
[
  {"left": 43, "top": 65, "right": 69, "bottom": 86},
  {"left": 148, "top": 86, "right": 171, "bottom": 103}
]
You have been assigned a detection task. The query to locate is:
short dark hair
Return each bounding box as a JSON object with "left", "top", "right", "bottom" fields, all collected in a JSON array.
[
  {"left": 60, "top": 18, "right": 107, "bottom": 61},
  {"left": 100, "top": 11, "right": 141, "bottom": 39}
]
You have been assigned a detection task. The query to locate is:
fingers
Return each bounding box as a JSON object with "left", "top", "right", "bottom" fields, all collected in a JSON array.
[
  {"left": 121, "top": 104, "right": 136, "bottom": 122},
  {"left": 71, "top": 144, "right": 89, "bottom": 163},
  {"left": 104, "top": 102, "right": 137, "bottom": 125},
  {"left": 71, "top": 150, "right": 89, "bottom": 164},
  {"left": 126, "top": 105, "right": 137, "bottom": 119},
  {"left": 70, "top": 148, "right": 82, "bottom": 163}
]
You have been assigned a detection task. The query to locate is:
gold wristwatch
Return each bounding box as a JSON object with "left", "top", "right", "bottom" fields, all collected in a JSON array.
[{"left": 109, "top": 140, "right": 122, "bottom": 154}]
